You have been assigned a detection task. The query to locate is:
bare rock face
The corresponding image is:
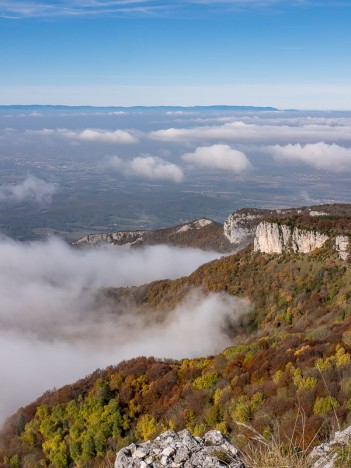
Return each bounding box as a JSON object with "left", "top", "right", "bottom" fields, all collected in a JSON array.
[
  {"left": 253, "top": 222, "right": 291, "bottom": 254},
  {"left": 254, "top": 221, "right": 329, "bottom": 254},
  {"left": 223, "top": 208, "right": 267, "bottom": 246},
  {"left": 291, "top": 227, "right": 329, "bottom": 253},
  {"left": 74, "top": 231, "right": 145, "bottom": 247},
  {"left": 115, "top": 429, "right": 245, "bottom": 468},
  {"left": 309, "top": 426, "right": 351, "bottom": 467},
  {"left": 335, "top": 235, "right": 350, "bottom": 261},
  {"left": 223, "top": 208, "right": 280, "bottom": 247},
  {"left": 223, "top": 206, "right": 332, "bottom": 248}
]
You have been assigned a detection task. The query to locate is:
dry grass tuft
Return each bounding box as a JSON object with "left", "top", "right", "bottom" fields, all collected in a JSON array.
[{"left": 236, "top": 414, "right": 316, "bottom": 468}]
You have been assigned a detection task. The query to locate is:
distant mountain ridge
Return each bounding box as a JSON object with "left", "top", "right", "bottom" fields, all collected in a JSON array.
[
  {"left": 0, "top": 104, "right": 279, "bottom": 111},
  {"left": 73, "top": 218, "right": 234, "bottom": 253}
]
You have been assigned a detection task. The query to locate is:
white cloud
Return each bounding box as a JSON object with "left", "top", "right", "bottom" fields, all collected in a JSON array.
[
  {"left": 105, "top": 155, "right": 185, "bottom": 182},
  {"left": 165, "top": 110, "right": 192, "bottom": 115},
  {"left": 60, "top": 128, "right": 138, "bottom": 144},
  {"left": 182, "top": 144, "right": 252, "bottom": 173},
  {"left": 149, "top": 121, "right": 351, "bottom": 145},
  {"left": 0, "top": 237, "right": 249, "bottom": 422},
  {"left": 266, "top": 142, "right": 351, "bottom": 172},
  {"left": 18, "top": 111, "right": 44, "bottom": 118},
  {"left": 130, "top": 156, "right": 184, "bottom": 181},
  {"left": 108, "top": 111, "right": 127, "bottom": 116},
  {"left": 0, "top": 176, "right": 57, "bottom": 204},
  {"left": 26, "top": 128, "right": 55, "bottom": 136},
  {"left": 26, "top": 127, "right": 137, "bottom": 144}
]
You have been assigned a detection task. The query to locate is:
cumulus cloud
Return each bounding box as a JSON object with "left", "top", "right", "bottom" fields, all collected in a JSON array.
[
  {"left": 149, "top": 121, "right": 351, "bottom": 145},
  {"left": 165, "top": 111, "right": 192, "bottom": 115},
  {"left": 130, "top": 156, "right": 184, "bottom": 181},
  {"left": 0, "top": 176, "right": 57, "bottom": 204},
  {"left": 18, "top": 111, "right": 44, "bottom": 118},
  {"left": 108, "top": 111, "right": 127, "bottom": 116},
  {"left": 27, "top": 128, "right": 137, "bottom": 144},
  {"left": 66, "top": 128, "right": 137, "bottom": 144},
  {"left": 0, "top": 237, "right": 250, "bottom": 422},
  {"left": 266, "top": 142, "right": 351, "bottom": 172},
  {"left": 105, "top": 155, "right": 185, "bottom": 182},
  {"left": 182, "top": 144, "right": 252, "bottom": 173},
  {"left": 25, "top": 128, "right": 55, "bottom": 136}
]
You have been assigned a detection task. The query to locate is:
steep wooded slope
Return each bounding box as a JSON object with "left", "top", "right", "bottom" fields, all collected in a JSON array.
[{"left": 2, "top": 243, "right": 351, "bottom": 467}]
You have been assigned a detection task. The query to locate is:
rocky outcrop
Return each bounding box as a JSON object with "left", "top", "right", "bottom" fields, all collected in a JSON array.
[
  {"left": 223, "top": 209, "right": 267, "bottom": 246},
  {"left": 253, "top": 221, "right": 351, "bottom": 260},
  {"left": 74, "top": 231, "right": 145, "bottom": 247},
  {"left": 253, "top": 222, "right": 291, "bottom": 254},
  {"left": 291, "top": 228, "right": 329, "bottom": 253},
  {"left": 254, "top": 222, "right": 329, "bottom": 254},
  {"left": 335, "top": 235, "right": 350, "bottom": 261},
  {"left": 175, "top": 219, "right": 213, "bottom": 233},
  {"left": 74, "top": 219, "right": 233, "bottom": 253},
  {"left": 223, "top": 206, "right": 332, "bottom": 248},
  {"left": 115, "top": 429, "right": 245, "bottom": 468},
  {"left": 309, "top": 426, "right": 351, "bottom": 467}
]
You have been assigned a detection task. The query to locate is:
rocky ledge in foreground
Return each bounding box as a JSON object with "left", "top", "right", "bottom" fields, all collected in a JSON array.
[
  {"left": 115, "top": 429, "right": 245, "bottom": 467},
  {"left": 309, "top": 426, "right": 351, "bottom": 468}
]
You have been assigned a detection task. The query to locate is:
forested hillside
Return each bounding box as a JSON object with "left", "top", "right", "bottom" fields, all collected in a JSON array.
[{"left": 2, "top": 240, "right": 351, "bottom": 467}]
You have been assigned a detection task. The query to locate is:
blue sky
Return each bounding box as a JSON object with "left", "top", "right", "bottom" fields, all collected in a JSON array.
[{"left": 0, "top": 0, "right": 350, "bottom": 109}]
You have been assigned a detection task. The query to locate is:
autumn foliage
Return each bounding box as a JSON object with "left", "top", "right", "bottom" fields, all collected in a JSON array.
[{"left": 2, "top": 236, "right": 351, "bottom": 466}]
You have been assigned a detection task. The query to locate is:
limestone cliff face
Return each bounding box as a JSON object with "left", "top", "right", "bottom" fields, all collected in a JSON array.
[
  {"left": 253, "top": 222, "right": 291, "bottom": 254},
  {"left": 223, "top": 209, "right": 266, "bottom": 245},
  {"left": 291, "top": 228, "right": 329, "bottom": 253},
  {"left": 335, "top": 235, "right": 350, "bottom": 261},
  {"left": 223, "top": 206, "right": 332, "bottom": 248},
  {"left": 254, "top": 222, "right": 329, "bottom": 254}
]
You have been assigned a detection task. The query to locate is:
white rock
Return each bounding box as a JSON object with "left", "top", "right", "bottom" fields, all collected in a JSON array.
[
  {"left": 133, "top": 448, "right": 147, "bottom": 458},
  {"left": 176, "top": 218, "right": 213, "bottom": 234},
  {"left": 162, "top": 446, "right": 175, "bottom": 456},
  {"left": 176, "top": 224, "right": 191, "bottom": 233},
  {"left": 194, "top": 219, "right": 213, "bottom": 228},
  {"left": 115, "top": 429, "right": 245, "bottom": 467},
  {"left": 335, "top": 235, "right": 349, "bottom": 260},
  {"left": 254, "top": 222, "right": 329, "bottom": 254},
  {"left": 291, "top": 227, "right": 328, "bottom": 253},
  {"left": 74, "top": 231, "right": 145, "bottom": 246},
  {"left": 309, "top": 210, "right": 328, "bottom": 217},
  {"left": 309, "top": 425, "right": 351, "bottom": 468},
  {"left": 224, "top": 212, "right": 263, "bottom": 244},
  {"left": 254, "top": 222, "right": 291, "bottom": 254}
]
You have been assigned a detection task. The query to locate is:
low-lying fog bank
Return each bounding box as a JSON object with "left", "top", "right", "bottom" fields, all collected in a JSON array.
[{"left": 0, "top": 237, "right": 250, "bottom": 423}]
